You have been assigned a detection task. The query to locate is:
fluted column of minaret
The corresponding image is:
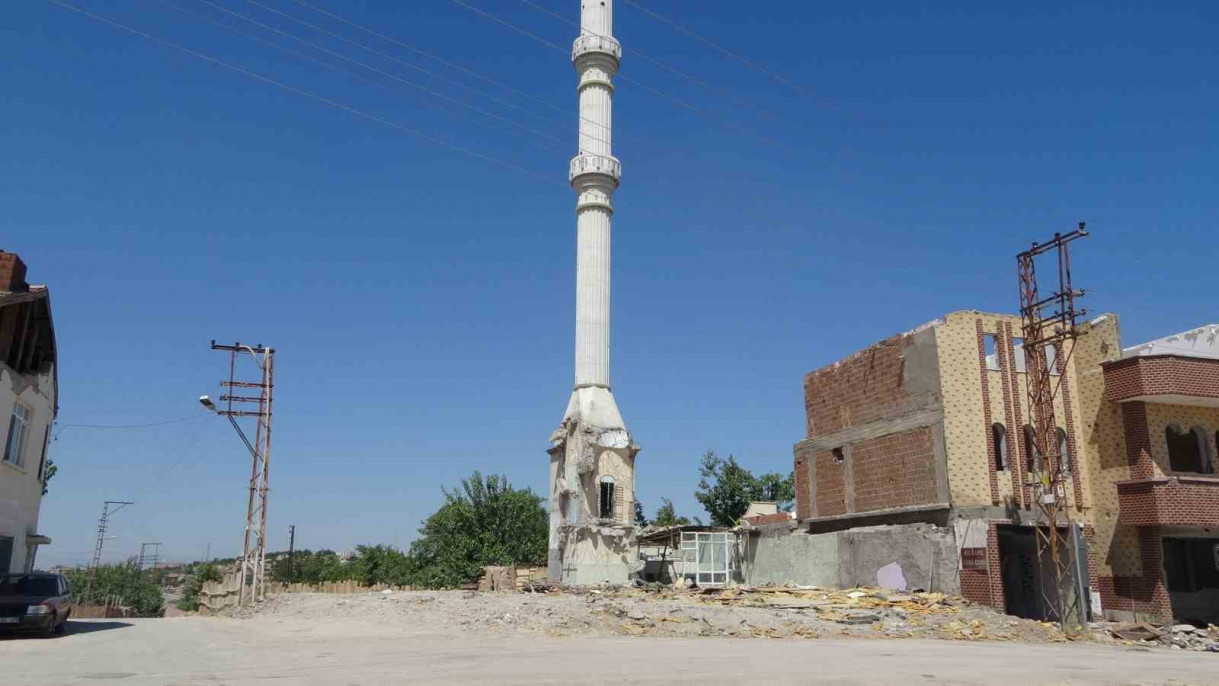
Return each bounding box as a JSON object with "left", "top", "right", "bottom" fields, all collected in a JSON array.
[{"left": 571, "top": 0, "right": 620, "bottom": 390}]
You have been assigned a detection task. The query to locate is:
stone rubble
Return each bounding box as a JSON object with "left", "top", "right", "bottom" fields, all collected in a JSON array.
[{"left": 223, "top": 585, "right": 1209, "bottom": 654}]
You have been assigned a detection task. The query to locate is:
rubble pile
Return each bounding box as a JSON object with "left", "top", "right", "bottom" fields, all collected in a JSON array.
[{"left": 1107, "top": 621, "right": 1219, "bottom": 653}]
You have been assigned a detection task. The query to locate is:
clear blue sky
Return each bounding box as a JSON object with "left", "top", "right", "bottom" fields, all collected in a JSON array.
[{"left": 5, "top": 1, "right": 1215, "bottom": 566}]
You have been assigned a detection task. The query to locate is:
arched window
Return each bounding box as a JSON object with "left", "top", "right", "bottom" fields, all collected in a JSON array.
[
  {"left": 992, "top": 423, "right": 1008, "bottom": 471},
  {"left": 1165, "top": 425, "right": 1208, "bottom": 474},
  {"left": 598, "top": 476, "right": 616, "bottom": 520},
  {"left": 1057, "top": 428, "right": 1070, "bottom": 474},
  {"left": 1023, "top": 425, "right": 1039, "bottom": 473}
]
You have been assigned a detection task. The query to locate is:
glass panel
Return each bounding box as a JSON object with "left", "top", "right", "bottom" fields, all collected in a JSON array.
[{"left": 712, "top": 541, "right": 725, "bottom": 568}]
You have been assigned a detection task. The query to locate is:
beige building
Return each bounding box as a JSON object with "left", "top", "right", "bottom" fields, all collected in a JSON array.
[
  {"left": 793, "top": 310, "right": 1218, "bottom": 625},
  {"left": 0, "top": 252, "right": 57, "bottom": 573}
]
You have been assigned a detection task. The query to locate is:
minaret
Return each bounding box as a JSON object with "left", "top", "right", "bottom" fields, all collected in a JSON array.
[{"left": 547, "top": 0, "right": 638, "bottom": 585}]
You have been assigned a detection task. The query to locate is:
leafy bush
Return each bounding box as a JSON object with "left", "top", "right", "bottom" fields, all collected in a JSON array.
[
  {"left": 406, "top": 471, "right": 547, "bottom": 588},
  {"left": 66, "top": 562, "right": 165, "bottom": 617},
  {"left": 176, "top": 563, "right": 222, "bottom": 612}
]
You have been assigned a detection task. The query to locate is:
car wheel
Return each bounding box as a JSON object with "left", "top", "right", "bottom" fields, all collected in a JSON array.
[
  {"left": 54, "top": 617, "right": 67, "bottom": 634},
  {"left": 41, "top": 614, "right": 57, "bottom": 637}
]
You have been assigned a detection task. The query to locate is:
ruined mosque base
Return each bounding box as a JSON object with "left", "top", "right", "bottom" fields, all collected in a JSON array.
[{"left": 547, "top": 385, "right": 640, "bottom": 585}]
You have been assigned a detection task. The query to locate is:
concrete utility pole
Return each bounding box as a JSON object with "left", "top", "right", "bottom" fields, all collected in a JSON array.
[
  {"left": 201, "top": 341, "right": 276, "bottom": 606},
  {"left": 547, "top": 0, "right": 640, "bottom": 585}
]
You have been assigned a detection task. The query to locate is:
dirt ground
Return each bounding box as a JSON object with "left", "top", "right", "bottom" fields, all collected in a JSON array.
[
  {"left": 237, "top": 585, "right": 1217, "bottom": 651},
  {"left": 2, "top": 589, "right": 1216, "bottom": 685}
]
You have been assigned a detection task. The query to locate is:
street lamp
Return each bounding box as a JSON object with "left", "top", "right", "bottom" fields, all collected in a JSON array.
[{"left": 198, "top": 395, "right": 216, "bottom": 412}]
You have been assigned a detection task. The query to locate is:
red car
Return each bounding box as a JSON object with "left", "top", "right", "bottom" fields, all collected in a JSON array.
[{"left": 0, "top": 573, "right": 73, "bottom": 636}]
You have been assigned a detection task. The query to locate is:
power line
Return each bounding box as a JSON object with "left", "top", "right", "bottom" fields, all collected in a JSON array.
[
  {"left": 167, "top": 0, "right": 575, "bottom": 151},
  {"left": 450, "top": 0, "right": 781, "bottom": 147},
  {"left": 46, "top": 0, "right": 562, "bottom": 187},
  {"left": 284, "top": 0, "right": 577, "bottom": 122},
  {"left": 519, "top": 0, "right": 782, "bottom": 122},
  {"left": 621, "top": 0, "right": 812, "bottom": 98},
  {"left": 238, "top": 0, "right": 609, "bottom": 144},
  {"left": 52, "top": 411, "right": 210, "bottom": 440}
]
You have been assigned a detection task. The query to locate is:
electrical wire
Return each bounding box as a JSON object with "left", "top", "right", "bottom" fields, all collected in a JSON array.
[
  {"left": 449, "top": 0, "right": 782, "bottom": 147},
  {"left": 284, "top": 0, "right": 578, "bottom": 121},
  {"left": 46, "top": 0, "right": 563, "bottom": 187},
  {"left": 519, "top": 0, "right": 783, "bottom": 122},
  {"left": 52, "top": 412, "right": 211, "bottom": 440},
  {"left": 171, "top": 0, "right": 575, "bottom": 151},
  {"left": 237, "top": 0, "right": 617, "bottom": 148},
  {"left": 621, "top": 0, "right": 812, "bottom": 98}
]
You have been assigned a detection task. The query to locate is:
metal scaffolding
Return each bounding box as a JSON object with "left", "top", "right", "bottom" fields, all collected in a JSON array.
[
  {"left": 206, "top": 341, "right": 276, "bottom": 606},
  {"left": 1016, "top": 224, "right": 1089, "bottom": 633}
]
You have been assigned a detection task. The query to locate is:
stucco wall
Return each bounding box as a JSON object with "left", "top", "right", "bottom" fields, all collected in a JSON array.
[
  {"left": 739, "top": 523, "right": 959, "bottom": 594},
  {"left": 0, "top": 365, "right": 55, "bottom": 573}
]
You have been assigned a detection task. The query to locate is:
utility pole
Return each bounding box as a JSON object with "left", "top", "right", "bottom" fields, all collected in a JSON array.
[
  {"left": 1017, "top": 224, "right": 1089, "bottom": 634},
  {"left": 87, "top": 500, "right": 133, "bottom": 602},
  {"left": 201, "top": 341, "right": 276, "bottom": 606},
  {"left": 138, "top": 542, "right": 162, "bottom": 571},
  {"left": 287, "top": 525, "right": 295, "bottom": 584}
]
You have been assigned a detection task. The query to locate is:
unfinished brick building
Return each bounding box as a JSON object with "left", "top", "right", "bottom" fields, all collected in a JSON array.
[{"left": 793, "top": 311, "right": 1218, "bottom": 625}]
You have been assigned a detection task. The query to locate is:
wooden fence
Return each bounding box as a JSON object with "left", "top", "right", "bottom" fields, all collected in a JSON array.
[
  {"left": 74, "top": 595, "right": 133, "bottom": 619},
  {"left": 279, "top": 580, "right": 413, "bottom": 594}
]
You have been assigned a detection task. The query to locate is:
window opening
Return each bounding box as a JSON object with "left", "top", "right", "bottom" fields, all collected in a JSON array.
[
  {"left": 1023, "top": 425, "right": 1039, "bottom": 473},
  {"left": 1056, "top": 428, "right": 1070, "bottom": 474},
  {"left": 992, "top": 423, "right": 1008, "bottom": 471},
  {"left": 984, "top": 335, "right": 1000, "bottom": 371},
  {"left": 598, "top": 476, "right": 616, "bottom": 520},
  {"left": 1012, "top": 338, "right": 1027, "bottom": 373},
  {"left": 1045, "top": 344, "right": 1060, "bottom": 376},
  {"left": 3, "top": 402, "right": 31, "bottom": 467},
  {"left": 831, "top": 447, "right": 845, "bottom": 464},
  {"left": 1166, "top": 425, "right": 1208, "bottom": 474}
]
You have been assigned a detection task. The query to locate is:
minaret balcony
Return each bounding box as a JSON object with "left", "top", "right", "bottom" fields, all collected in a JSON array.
[
  {"left": 572, "top": 33, "right": 622, "bottom": 65},
  {"left": 570, "top": 154, "right": 621, "bottom": 186}
]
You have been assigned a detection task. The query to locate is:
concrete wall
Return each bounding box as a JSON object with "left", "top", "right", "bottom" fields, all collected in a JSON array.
[
  {"left": 740, "top": 523, "right": 960, "bottom": 594},
  {"left": 0, "top": 364, "right": 55, "bottom": 573}
]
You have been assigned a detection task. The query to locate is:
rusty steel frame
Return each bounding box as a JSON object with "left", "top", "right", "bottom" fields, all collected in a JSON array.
[
  {"left": 210, "top": 340, "right": 275, "bottom": 606},
  {"left": 1017, "top": 224, "right": 1088, "bottom": 633}
]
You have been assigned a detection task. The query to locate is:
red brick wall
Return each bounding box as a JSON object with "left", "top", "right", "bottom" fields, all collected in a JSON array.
[
  {"left": 960, "top": 522, "right": 1005, "bottom": 612},
  {"left": 1104, "top": 356, "right": 1219, "bottom": 402},
  {"left": 1122, "top": 401, "right": 1155, "bottom": 480},
  {"left": 851, "top": 427, "right": 939, "bottom": 513},
  {"left": 804, "top": 333, "right": 910, "bottom": 437},
  {"left": 814, "top": 449, "right": 847, "bottom": 517},
  {"left": 0, "top": 252, "right": 28, "bottom": 292},
  {"left": 1117, "top": 478, "right": 1219, "bottom": 526},
  {"left": 741, "top": 512, "right": 795, "bottom": 526}
]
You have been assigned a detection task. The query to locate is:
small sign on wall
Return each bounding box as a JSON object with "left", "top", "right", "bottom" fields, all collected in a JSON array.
[{"left": 962, "top": 547, "right": 988, "bottom": 571}]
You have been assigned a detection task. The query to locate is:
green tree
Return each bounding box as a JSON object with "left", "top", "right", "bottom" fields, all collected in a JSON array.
[
  {"left": 633, "top": 500, "right": 648, "bottom": 527},
  {"left": 407, "top": 471, "right": 547, "bottom": 588},
  {"left": 66, "top": 562, "right": 165, "bottom": 617},
  {"left": 175, "top": 563, "right": 222, "bottom": 612},
  {"left": 652, "top": 497, "right": 692, "bottom": 527},
  {"left": 41, "top": 460, "right": 56, "bottom": 496},
  {"left": 694, "top": 450, "right": 795, "bottom": 526},
  {"left": 346, "top": 545, "right": 415, "bottom": 587}
]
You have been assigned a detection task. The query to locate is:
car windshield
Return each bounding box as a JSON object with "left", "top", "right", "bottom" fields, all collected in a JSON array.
[{"left": 0, "top": 575, "right": 59, "bottom": 597}]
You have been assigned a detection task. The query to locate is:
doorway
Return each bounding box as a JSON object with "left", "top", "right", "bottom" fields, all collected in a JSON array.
[
  {"left": 997, "top": 525, "right": 1058, "bottom": 620},
  {"left": 1163, "top": 537, "right": 1219, "bottom": 626}
]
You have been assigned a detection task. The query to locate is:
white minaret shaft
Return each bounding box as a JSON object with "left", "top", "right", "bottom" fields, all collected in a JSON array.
[{"left": 571, "top": 0, "right": 621, "bottom": 389}]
